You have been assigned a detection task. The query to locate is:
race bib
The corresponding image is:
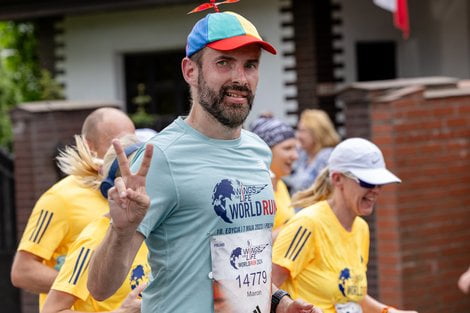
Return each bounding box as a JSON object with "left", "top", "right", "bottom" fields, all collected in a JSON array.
[
  {"left": 210, "top": 229, "right": 272, "bottom": 313},
  {"left": 335, "top": 302, "right": 363, "bottom": 313}
]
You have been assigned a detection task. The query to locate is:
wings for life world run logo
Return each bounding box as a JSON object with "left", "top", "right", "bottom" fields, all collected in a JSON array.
[
  {"left": 338, "top": 268, "right": 351, "bottom": 297},
  {"left": 230, "top": 240, "right": 269, "bottom": 269},
  {"left": 130, "top": 264, "right": 147, "bottom": 290},
  {"left": 211, "top": 179, "right": 275, "bottom": 223},
  {"left": 337, "top": 267, "right": 365, "bottom": 298}
]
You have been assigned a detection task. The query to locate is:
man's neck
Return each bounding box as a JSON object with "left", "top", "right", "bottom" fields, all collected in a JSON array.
[{"left": 186, "top": 104, "right": 242, "bottom": 140}]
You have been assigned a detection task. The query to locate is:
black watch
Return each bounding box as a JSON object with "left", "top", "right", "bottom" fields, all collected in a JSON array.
[{"left": 271, "top": 289, "right": 291, "bottom": 313}]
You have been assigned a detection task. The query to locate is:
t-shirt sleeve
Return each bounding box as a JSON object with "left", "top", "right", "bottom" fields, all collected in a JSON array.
[
  {"left": 51, "top": 228, "right": 101, "bottom": 301},
  {"left": 17, "top": 191, "right": 70, "bottom": 260},
  {"left": 272, "top": 216, "right": 315, "bottom": 279},
  {"left": 134, "top": 144, "right": 178, "bottom": 238}
]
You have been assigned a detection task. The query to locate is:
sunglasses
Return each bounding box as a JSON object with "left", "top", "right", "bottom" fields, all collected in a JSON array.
[{"left": 343, "top": 172, "right": 380, "bottom": 189}]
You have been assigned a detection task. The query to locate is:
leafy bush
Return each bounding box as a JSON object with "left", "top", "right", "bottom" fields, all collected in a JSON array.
[{"left": 0, "top": 21, "right": 63, "bottom": 151}]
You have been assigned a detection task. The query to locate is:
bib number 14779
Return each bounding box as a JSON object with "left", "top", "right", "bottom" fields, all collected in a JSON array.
[{"left": 236, "top": 271, "right": 268, "bottom": 288}]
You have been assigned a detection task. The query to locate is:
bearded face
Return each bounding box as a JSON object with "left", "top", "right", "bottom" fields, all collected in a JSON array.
[{"left": 197, "top": 65, "right": 255, "bottom": 129}]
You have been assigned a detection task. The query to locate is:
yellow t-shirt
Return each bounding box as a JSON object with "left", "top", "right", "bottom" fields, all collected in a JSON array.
[
  {"left": 272, "top": 200, "right": 369, "bottom": 313},
  {"left": 51, "top": 215, "right": 150, "bottom": 311},
  {"left": 273, "top": 180, "right": 295, "bottom": 231},
  {"left": 17, "top": 175, "right": 108, "bottom": 308}
]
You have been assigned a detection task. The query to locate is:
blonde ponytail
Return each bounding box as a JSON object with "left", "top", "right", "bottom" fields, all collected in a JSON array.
[
  {"left": 291, "top": 168, "right": 333, "bottom": 209},
  {"left": 56, "top": 135, "right": 102, "bottom": 189}
]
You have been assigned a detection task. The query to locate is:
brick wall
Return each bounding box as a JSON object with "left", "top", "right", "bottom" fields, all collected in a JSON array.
[
  {"left": 339, "top": 78, "right": 470, "bottom": 313},
  {"left": 291, "top": 0, "right": 318, "bottom": 114},
  {"left": 10, "top": 101, "right": 119, "bottom": 313}
]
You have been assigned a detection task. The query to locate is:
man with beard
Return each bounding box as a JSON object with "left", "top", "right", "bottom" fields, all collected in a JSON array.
[{"left": 88, "top": 11, "right": 321, "bottom": 313}]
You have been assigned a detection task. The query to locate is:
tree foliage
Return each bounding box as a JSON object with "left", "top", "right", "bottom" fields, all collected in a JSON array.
[{"left": 0, "top": 21, "right": 63, "bottom": 151}]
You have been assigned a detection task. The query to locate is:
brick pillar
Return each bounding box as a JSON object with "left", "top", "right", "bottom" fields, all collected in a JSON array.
[
  {"left": 10, "top": 101, "right": 119, "bottom": 313},
  {"left": 339, "top": 77, "right": 470, "bottom": 313},
  {"left": 290, "top": 0, "right": 341, "bottom": 126}
]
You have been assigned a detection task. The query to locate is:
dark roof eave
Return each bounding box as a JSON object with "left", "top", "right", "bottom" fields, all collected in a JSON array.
[{"left": 0, "top": 0, "right": 194, "bottom": 21}]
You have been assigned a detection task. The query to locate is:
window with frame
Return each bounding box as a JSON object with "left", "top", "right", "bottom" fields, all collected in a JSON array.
[{"left": 124, "top": 50, "right": 189, "bottom": 131}]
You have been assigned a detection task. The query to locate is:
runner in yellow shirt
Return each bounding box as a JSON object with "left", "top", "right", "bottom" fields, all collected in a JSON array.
[
  {"left": 272, "top": 138, "right": 418, "bottom": 313},
  {"left": 42, "top": 134, "right": 150, "bottom": 313},
  {"left": 11, "top": 108, "right": 135, "bottom": 310},
  {"left": 42, "top": 215, "right": 149, "bottom": 313}
]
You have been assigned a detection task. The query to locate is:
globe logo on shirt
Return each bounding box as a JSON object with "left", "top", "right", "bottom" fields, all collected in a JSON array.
[
  {"left": 211, "top": 179, "right": 268, "bottom": 224},
  {"left": 130, "top": 264, "right": 147, "bottom": 290},
  {"left": 338, "top": 268, "right": 351, "bottom": 297},
  {"left": 212, "top": 179, "right": 237, "bottom": 223}
]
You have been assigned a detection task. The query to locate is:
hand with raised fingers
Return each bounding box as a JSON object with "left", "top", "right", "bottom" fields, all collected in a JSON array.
[{"left": 108, "top": 139, "right": 154, "bottom": 235}]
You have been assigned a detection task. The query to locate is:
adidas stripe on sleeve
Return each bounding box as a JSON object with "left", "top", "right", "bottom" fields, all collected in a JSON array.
[{"left": 272, "top": 216, "right": 315, "bottom": 278}]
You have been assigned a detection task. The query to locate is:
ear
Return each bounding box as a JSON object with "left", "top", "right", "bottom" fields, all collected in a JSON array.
[
  {"left": 181, "top": 57, "right": 198, "bottom": 87},
  {"left": 330, "top": 172, "right": 343, "bottom": 188}
]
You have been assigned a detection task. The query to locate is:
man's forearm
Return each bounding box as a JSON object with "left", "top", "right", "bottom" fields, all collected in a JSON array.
[
  {"left": 87, "top": 227, "right": 141, "bottom": 301},
  {"left": 271, "top": 284, "right": 289, "bottom": 313},
  {"left": 272, "top": 284, "right": 290, "bottom": 313},
  {"left": 271, "top": 283, "right": 318, "bottom": 313},
  {"left": 23, "top": 266, "right": 58, "bottom": 294}
]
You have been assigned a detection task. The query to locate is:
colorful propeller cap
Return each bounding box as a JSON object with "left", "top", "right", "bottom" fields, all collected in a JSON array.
[{"left": 185, "top": 11, "right": 277, "bottom": 57}]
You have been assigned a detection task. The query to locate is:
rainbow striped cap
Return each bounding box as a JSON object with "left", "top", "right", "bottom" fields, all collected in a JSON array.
[{"left": 186, "top": 11, "right": 277, "bottom": 57}]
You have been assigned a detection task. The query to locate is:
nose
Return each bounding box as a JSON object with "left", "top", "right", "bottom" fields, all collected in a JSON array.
[
  {"left": 371, "top": 185, "right": 382, "bottom": 194},
  {"left": 231, "top": 64, "right": 248, "bottom": 85},
  {"left": 291, "top": 149, "right": 299, "bottom": 161}
]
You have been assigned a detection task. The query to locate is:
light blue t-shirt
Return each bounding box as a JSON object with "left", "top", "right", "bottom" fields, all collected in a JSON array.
[{"left": 132, "top": 117, "right": 276, "bottom": 313}]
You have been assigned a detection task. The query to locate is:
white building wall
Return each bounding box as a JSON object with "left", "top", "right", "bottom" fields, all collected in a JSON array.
[
  {"left": 59, "top": 0, "right": 287, "bottom": 124},
  {"left": 338, "top": 0, "right": 470, "bottom": 83},
  {"left": 431, "top": 0, "right": 470, "bottom": 79},
  {"left": 59, "top": 0, "right": 470, "bottom": 123}
]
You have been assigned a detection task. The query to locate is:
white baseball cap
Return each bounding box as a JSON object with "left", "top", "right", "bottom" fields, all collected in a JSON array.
[{"left": 328, "top": 138, "right": 401, "bottom": 185}]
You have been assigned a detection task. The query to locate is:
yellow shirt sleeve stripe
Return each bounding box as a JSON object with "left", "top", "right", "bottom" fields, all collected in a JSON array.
[
  {"left": 69, "top": 247, "right": 92, "bottom": 285},
  {"left": 29, "top": 209, "right": 54, "bottom": 243},
  {"left": 284, "top": 226, "right": 312, "bottom": 261}
]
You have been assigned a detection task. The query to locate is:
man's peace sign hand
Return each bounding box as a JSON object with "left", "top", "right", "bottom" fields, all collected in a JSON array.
[{"left": 107, "top": 139, "right": 154, "bottom": 235}]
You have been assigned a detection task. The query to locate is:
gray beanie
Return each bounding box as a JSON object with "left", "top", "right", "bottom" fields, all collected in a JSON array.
[{"left": 249, "top": 116, "right": 295, "bottom": 147}]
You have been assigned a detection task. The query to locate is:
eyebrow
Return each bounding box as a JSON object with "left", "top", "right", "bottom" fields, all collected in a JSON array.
[
  {"left": 215, "top": 55, "right": 235, "bottom": 62},
  {"left": 215, "top": 55, "right": 260, "bottom": 63},
  {"left": 247, "top": 58, "right": 260, "bottom": 64}
]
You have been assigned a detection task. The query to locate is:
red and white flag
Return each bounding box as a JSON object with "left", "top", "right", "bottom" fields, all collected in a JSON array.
[{"left": 374, "top": 0, "right": 409, "bottom": 39}]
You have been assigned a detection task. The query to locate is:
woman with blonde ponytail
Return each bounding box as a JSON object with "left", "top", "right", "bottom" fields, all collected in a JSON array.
[{"left": 272, "top": 138, "right": 418, "bottom": 313}]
